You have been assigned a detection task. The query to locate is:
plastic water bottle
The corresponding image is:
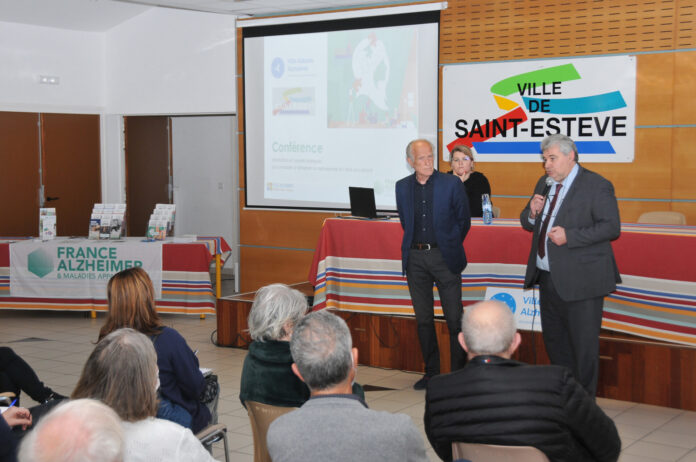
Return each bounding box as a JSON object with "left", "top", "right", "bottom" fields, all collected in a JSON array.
[{"left": 482, "top": 194, "right": 493, "bottom": 225}]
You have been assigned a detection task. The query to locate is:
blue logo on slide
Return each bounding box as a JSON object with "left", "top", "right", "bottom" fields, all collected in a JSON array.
[
  {"left": 491, "top": 292, "right": 516, "bottom": 313},
  {"left": 271, "top": 58, "right": 284, "bottom": 78}
]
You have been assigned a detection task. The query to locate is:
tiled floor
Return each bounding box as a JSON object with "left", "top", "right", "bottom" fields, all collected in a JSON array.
[{"left": 2, "top": 309, "right": 696, "bottom": 462}]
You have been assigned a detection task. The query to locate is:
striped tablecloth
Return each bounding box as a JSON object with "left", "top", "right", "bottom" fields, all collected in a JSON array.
[{"left": 309, "top": 218, "right": 696, "bottom": 346}]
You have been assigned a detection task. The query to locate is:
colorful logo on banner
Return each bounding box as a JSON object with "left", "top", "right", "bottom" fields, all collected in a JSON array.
[{"left": 443, "top": 56, "right": 636, "bottom": 162}]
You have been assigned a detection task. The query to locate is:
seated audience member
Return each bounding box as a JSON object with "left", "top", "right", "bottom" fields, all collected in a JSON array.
[
  {"left": 1, "top": 406, "right": 32, "bottom": 462},
  {"left": 267, "top": 310, "right": 427, "bottom": 462},
  {"left": 72, "top": 328, "right": 219, "bottom": 462},
  {"left": 1, "top": 347, "right": 66, "bottom": 405},
  {"left": 239, "top": 283, "right": 363, "bottom": 408},
  {"left": 17, "top": 399, "right": 122, "bottom": 462},
  {"left": 98, "top": 268, "right": 211, "bottom": 433},
  {"left": 424, "top": 300, "right": 621, "bottom": 462}
]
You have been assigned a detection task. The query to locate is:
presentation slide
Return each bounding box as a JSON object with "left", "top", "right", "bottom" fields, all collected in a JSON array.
[{"left": 244, "top": 16, "right": 438, "bottom": 211}]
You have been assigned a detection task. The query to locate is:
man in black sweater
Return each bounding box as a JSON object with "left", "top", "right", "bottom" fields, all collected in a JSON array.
[{"left": 424, "top": 300, "right": 621, "bottom": 462}]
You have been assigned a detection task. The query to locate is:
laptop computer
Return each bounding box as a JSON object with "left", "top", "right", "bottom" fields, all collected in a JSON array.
[{"left": 349, "top": 186, "right": 388, "bottom": 219}]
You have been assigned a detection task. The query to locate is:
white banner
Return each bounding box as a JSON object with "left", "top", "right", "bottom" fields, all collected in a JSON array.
[
  {"left": 484, "top": 287, "right": 542, "bottom": 332},
  {"left": 9, "top": 239, "right": 163, "bottom": 299},
  {"left": 443, "top": 55, "right": 636, "bottom": 162}
]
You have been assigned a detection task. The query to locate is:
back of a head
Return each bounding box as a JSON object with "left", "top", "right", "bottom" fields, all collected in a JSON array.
[
  {"left": 18, "top": 399, "right": 124, "bottom": 462},
  {"left": 289, "top": 310, "right": 353, "bottom": 391},
  {"left": 100, "top": 267, "right": 161, "bottom": 339},
  {"left": 461, "top": 300, "right": 517, "bottom": 356},
  {"left": 248, "top": 283, "right": 308, "bottom": 341},
  {"left": 72, "top": 328, "right": 158, "bottom": 422}
]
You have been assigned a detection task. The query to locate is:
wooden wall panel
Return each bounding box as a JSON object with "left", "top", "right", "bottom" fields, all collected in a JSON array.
[
  {"left": 674, "top": 51, "right": 696, "bottom": 123},
  {"left": 240, "top": 206, "right": 331, "bottom": 248},
  {"left": 440, "top": 0, "right": 694, "bottom": 63},
  {"left": 672, "top": 128, "right": 696, "bottom": 201},
  {"left": 636, "top": 53, "right": 675, "bottom": 126},
  {"left": 240, "top": 246, "right": 315, "bottom": 292}
]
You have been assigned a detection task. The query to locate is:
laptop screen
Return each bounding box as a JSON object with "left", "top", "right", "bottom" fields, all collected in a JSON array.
[{"left": 349, "top": 187, "right": 378, "bottom": 218}]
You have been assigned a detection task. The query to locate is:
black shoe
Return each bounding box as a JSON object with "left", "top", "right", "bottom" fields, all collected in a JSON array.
[
  {"left": 43, "top": 391, "right": 67, "bottom": 404},
  {"left": 413, "top": 375, "right": 431, "bottom": 390}
]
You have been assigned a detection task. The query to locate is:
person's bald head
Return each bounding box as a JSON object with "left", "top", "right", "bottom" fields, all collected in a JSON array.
[{"left": 459, "top": 300, "right": 521, "bottom": 359}]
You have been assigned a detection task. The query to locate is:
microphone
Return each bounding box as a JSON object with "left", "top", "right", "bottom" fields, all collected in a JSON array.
[{"left": 541, "top": 176, "right": 554, "bottom": 202}]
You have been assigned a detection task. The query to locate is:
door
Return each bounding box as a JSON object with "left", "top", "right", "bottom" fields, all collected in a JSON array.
[
  {"left": 124, "top": 116, "right": 172, "bottom": 237},
  {"left": 0, "top": 112, "right": 41, "bottom": 236},
  {"left": 41, "top": 113, "right": 101, "bottom": 237}
]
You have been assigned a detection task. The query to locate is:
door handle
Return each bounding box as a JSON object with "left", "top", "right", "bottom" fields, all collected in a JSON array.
[{"left": 45, "top": 196, "right": 60, "bottom": 202}]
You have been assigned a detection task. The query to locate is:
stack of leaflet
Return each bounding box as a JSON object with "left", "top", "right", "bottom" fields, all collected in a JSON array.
[
  {"left": 89, "top": 204, "right": 126, "bottom": 240},
  {"left": 146, "top": 204, "right": 175, "bottom": 240},
  {"left": 39, "top": 208, "right": 56, "bottom": 241}
]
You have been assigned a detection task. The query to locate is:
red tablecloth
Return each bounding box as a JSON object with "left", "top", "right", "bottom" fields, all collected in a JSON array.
[{"left": 309, "top": 218, "right": 696, "bottom": 346}]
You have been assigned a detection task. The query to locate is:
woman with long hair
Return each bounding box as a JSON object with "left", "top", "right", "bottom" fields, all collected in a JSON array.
[{"left": 98, "top": 267, "right": 210, "bottom": 433}]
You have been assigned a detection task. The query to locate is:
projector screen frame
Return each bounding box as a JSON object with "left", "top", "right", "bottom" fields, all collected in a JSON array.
[{"left": 242, "top": 11, "right": 441, "bottom": 212}]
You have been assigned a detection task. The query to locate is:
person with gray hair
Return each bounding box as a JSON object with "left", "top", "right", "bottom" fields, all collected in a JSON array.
[
  {"left": 267, "top": 310, "right": 428, "bottom": 462},
  {"left": 17, "top": 399, "right": 124, "bottom": 462},
  {"left": 71, "top": 328, "right": 219, "bottom": 462},
  {"left": 521, "top": 133, "right": 621, "bottom": 397},
  {"left": 240, "top": 283, "right": 364, "bottom": 408},
  {"left": 396, "top": 138, "right": 471, "bottom": 390},
  {"left": 424, "top": 300, "right": 621, "bottom": 462}
]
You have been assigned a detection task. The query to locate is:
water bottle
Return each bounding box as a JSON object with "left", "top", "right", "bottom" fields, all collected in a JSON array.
[{"left": 482, "top": 194, "right": 493, "bottom": 225}]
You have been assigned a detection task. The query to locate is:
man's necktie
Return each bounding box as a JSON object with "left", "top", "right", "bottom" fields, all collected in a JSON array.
[{"left": 538, "top": 183, "right": 562, "bottom": 258}]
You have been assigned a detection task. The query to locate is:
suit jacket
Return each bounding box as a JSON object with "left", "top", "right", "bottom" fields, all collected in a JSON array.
[
  {"left": 396, "top": 170, "right": 471, "bottom": 275},
  {"left": 424, "top": 356, "right": 621, "bottom": 462},
  {"left": 520, "top": 166, "right": 621, "bottom": 301}
]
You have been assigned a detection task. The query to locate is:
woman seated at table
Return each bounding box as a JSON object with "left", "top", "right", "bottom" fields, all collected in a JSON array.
[
  {"left": 72, "top": 328, "right": 218, "bottom": 462},
  {"left": 98, "top": 267, "right": 211, "bottom": 433},
  {"left": 448, "top": 145, "right": 492, "bottom": 217},
  {"left": 239, "top": 283, "right": 363, "bottom": 408}
]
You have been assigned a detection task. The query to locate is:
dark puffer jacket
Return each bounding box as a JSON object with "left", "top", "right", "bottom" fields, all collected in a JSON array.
[{"left": 424, "top": 356, "right": 621, "bottom": 462}]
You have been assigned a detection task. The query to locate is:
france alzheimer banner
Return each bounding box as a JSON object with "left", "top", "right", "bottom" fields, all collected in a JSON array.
[
  {"left": 9, "top": 240, "right": 163, "bottom": 299},
  {"left": 443, "top": 55, "right": 636, "bottom": 162}
]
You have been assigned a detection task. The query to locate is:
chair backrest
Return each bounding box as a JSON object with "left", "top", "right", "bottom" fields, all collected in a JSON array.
[
  {"left": 0, "top": 392, "right": 16, "bottom": 407},
  {"left": 637, "top": 211, "right": 686, "bottom": 225},
  {"left": 492, "top": 206, "right": 501, "bottom": 218},
  {"left": 452, "top": 442, "right": 550, "bottom": 462},
  {"left": 196, "top": 423, "right": 229, "bottom": 462},
  {"left": 245, "top": 400, "right": 297, "bottom": 462}
]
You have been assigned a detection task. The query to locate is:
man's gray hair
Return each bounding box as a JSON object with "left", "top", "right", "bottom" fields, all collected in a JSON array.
[
  {"left": 541, "top": 133, "right": 579, "bottom": 162},
  {"left": 290, "top": 310, "right": 353, "bottom": 391},
  {"left": 248, "top": 283, "right": 309, "bottom": 341},
  {"left": 461, "top": 300, "right": 517, "bottom": 356},
  {"left": 405, "top": 138, "right": 435, "bottom": 161},
  {"left": 18, "top": 399, "right": 124, "bottom": 462}
]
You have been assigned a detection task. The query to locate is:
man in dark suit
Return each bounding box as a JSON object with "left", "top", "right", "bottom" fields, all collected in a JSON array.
[
  {"left": 424, "top": 300, "right": 621, "bottom": 462},
  {"left": 396, "top": 139, "right": 471, "bottom": 390},
  {"left": 520, "top": 134, "right": 621, "bottom": 396}
]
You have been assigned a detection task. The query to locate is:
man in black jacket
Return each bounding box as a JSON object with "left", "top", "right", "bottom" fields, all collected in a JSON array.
[{"left": 424, "top": 300, "right": 621, "bottom": 462}]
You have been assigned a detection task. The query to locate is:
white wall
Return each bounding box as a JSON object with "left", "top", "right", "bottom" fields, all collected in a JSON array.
[
  {"left": 105, "top": 8, "right": 236, "bottom": 115},
  {"left": 0, "top": 20, "right": 104, "bottom": 113}
]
